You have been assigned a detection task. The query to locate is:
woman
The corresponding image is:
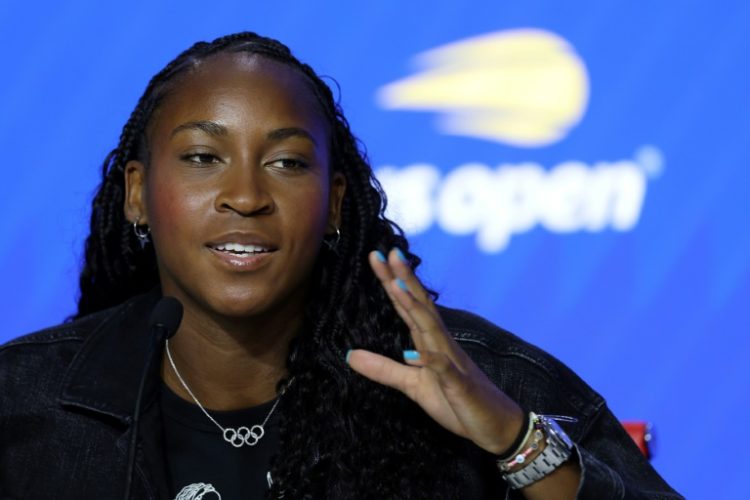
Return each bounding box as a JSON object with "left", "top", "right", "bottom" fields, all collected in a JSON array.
[{"left": 0, "top": 32, "right": 681, "bottom": 499}]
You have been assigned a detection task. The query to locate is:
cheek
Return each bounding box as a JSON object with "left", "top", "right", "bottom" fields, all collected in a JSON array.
[
  {"left": 144, "top": 171, "right": 211, "bottom": 245},
  {"left": 296, "top": 182, "right": 331, "bottom": 234}
]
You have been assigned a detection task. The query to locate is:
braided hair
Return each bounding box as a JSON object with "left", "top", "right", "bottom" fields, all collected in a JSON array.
[{"left": 76, "top": 32, "right": 461, "bottom": 498}]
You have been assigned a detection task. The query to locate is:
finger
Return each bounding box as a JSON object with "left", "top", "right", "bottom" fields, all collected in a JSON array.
[
  {"left": 387, "top": 248, "right": 439, "bottom": 315},
  {"left": 369, "top": 250, "right": 463, "bottom": 361},
  {"left": 368, "top": 250, "right": 395, "bottom": 283},
  {"left": 346, "top": 349, "right": 419, "bottom": 396},
  {"left": 391, "top": 281, "right": 474, "bottom": 369},
  {"left": 368, "top": 251, "right": 403, "bottom": 311},
  {"left": 403, "top": 349, "right": 469, "bottom": 392},
  {"left": 368, "top": 251, "right": 424, "bottom": 343},
  {"left": 376, "top": 247, "right": 444, "bottom": 345}
]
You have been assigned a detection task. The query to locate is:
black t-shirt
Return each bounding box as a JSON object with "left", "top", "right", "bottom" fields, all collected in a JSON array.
[{"left": 160, "top": 382, "right": 280, "bottom": 499}]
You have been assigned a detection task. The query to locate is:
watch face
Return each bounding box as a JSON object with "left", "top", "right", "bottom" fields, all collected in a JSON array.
[{"left": 545, "top": 417, "right": 574, "bottom": 449}]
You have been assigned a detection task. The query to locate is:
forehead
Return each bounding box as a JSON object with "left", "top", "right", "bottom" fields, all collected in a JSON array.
[{"left": 149, "top": 53, "right": 329, "bottom": 143}]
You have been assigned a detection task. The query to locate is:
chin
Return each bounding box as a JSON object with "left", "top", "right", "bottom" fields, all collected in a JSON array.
[
  {"left": 208, "top": 294, "right": 272, "bottom": 319},
  {"left": 205, "top": 285, "right": 301, "bottom": 320}
]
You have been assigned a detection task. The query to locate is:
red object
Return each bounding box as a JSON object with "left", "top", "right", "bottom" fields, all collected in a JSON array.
[{"left": 621, "top": 421, "right": 653, "bottom": 459}]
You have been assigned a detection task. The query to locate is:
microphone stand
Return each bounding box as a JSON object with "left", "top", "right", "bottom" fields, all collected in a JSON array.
[{"left": 123, "top": 298, "right": 183, "bottom": 500}]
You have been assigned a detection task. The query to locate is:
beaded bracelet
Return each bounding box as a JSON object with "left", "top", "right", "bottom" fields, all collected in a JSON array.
[
  {"left": 500, "top": 414, "right": 575, "bottom": 489},
  {"left": 498, "top": 424, "right": 545, "bottom": 473}
]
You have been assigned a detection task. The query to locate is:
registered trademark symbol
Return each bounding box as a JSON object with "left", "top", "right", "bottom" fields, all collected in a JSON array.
[{"left": 634, "top": 145, "right": 664, "bottom": 178}]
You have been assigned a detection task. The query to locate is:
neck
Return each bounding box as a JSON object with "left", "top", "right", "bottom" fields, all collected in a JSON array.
[{"left": 160, "top": 297, "right": 302, "bottom": 411}]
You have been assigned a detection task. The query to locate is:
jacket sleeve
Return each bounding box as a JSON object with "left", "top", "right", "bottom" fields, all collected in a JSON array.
[
  {"left": 497, "top": 370, "right": 684, "bottom": 499},
  {"left": 497, "top": 404, "right": 684, "bottom": 500},
  {"left": 501, "top": 403, "right": 684, "bottom": 500},
  {"left": 443, "top": 307, "right": 683, "bottom": 499},
  {"left": 565, "top": 404, "right": 684, "bottom": 500}
]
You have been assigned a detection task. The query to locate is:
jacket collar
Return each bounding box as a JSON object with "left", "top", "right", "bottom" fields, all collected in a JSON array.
[{"left": 59, "top": 288, "right": 163, "bottom": 424}]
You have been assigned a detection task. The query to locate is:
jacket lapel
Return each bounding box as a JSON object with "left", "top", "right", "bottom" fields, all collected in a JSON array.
[{"left": 59, "top": 289, "right": 171, "bottom": 499}]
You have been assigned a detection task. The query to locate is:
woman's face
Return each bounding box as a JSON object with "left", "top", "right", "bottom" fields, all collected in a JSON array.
[{"left": 124, "top": 53, "right": 346, "bottom": 320}]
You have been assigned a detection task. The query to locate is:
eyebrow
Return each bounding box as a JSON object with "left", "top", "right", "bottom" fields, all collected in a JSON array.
[
  {"left": 171, "top": 120, "right": 228, "bottom": 138},
  {"left": 170, "top": 121, "right": 318, "bottom": 148},
  {"left": 267, "top": 127, "right": 318, "bottom": 147}
]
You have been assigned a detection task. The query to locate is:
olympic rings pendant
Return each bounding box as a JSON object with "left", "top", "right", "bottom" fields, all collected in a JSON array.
[{"left": 222, "top": 425, "right": 265, "bottom": 447}]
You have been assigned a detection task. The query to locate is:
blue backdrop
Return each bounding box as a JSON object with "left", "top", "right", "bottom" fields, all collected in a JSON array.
[{"left": 2, "top": 1, "right": 748, "bottom": 497}]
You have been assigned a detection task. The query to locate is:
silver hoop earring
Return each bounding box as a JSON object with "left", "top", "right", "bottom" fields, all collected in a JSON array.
[
  {"left": 133, "top": 217, "right": 151, "bottom": 249},
  {"left": 323, "top": 227, "right": 341, "bottom": 253}
]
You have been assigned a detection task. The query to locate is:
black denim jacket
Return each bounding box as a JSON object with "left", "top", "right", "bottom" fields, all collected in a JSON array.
[{"left": 0, "top": 291, "right": 682, "bottom": 499}]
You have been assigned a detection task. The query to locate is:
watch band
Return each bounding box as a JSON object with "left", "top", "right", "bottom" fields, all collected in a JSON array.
[{"left": 502, "top": 414, "right": 574, "bottom": 489}]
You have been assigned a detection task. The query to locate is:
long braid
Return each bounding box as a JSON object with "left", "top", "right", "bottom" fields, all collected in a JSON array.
[{"left": 76, "top": 32, "right": 459, "bottom": 498}]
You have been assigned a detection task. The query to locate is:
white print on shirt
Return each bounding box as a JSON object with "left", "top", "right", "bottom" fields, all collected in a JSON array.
[{"left": 174, "top": 482, "right": 221, "bottom": 500}]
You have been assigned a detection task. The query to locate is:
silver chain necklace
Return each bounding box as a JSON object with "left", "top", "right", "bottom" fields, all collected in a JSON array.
[{"left": 165, "top": 339, "right": 288, "bottom": 448}]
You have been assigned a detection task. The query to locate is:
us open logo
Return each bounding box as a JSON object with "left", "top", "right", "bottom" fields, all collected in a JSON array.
[{"left": 375, "top": 29, "right": 663, "bottom": 252}]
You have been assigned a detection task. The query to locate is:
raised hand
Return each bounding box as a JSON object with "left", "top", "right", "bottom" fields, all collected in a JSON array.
[{"left": 346, "top": 248, "right": 526, "bottom": 455}]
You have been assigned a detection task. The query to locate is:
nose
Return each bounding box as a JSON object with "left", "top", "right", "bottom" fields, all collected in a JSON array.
[{"left": 215, "top": 163, "right": 274, "bottom": 216}]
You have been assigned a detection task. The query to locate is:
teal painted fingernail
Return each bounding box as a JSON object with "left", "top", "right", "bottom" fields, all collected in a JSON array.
[
  {"left": 403, "top": 350, "right": 420, "bottom": 361},
  {"left": 374, "top": 250, "right": 386, "bottom": 263},
  {"left": 394, "top": 247, "right": 406, "bottom": 262},
  {"left": 346, "top": 349, "right": 353, "bottom": 364},
  {"left": 396, "top": 278, "right": 408, "bottom": 291}
]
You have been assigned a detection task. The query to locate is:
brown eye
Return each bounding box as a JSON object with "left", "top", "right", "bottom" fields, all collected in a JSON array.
[
  {"left": 268, "top": 158, "right": 309, "bottom": 170},
  {"left": 181, "top": 153, "right": 221, "bottom": 165}
]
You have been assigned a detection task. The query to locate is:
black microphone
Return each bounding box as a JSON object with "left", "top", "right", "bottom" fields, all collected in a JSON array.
[{"left": 123, "top": 297, "right": 183, "bottom": 500}]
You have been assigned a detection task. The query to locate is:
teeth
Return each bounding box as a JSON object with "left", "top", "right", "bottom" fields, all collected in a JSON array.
[{"left": 214, "top": 243, "right": 269, "bottom": 254}]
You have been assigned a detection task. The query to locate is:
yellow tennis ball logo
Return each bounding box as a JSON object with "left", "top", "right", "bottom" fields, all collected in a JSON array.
[{"left": 377, "top": 29, "right": 589, "bottom": 147}]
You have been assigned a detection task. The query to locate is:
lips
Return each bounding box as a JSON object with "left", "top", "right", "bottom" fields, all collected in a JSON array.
[
  {"left": 210, "top": 242, "right": 273, "bottom": 255},
  {"left": 206, "top": 232, "right": 278, "bottom": 253},
  {"left": 205, "top": 233, "right": 278, "bottom": 270}
]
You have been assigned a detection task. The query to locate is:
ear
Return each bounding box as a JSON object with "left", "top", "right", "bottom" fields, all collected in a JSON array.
[
  {"left": 123, "top": 160, "right": 148, "bottom": 224},
  {"left": 327, "top": 172, "right": 347, "bottom": 232}
]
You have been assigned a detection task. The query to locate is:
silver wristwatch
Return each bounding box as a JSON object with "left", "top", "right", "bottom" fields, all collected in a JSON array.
[{"left": 503, "top": 414, "right": 574, "bottom": 489}]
